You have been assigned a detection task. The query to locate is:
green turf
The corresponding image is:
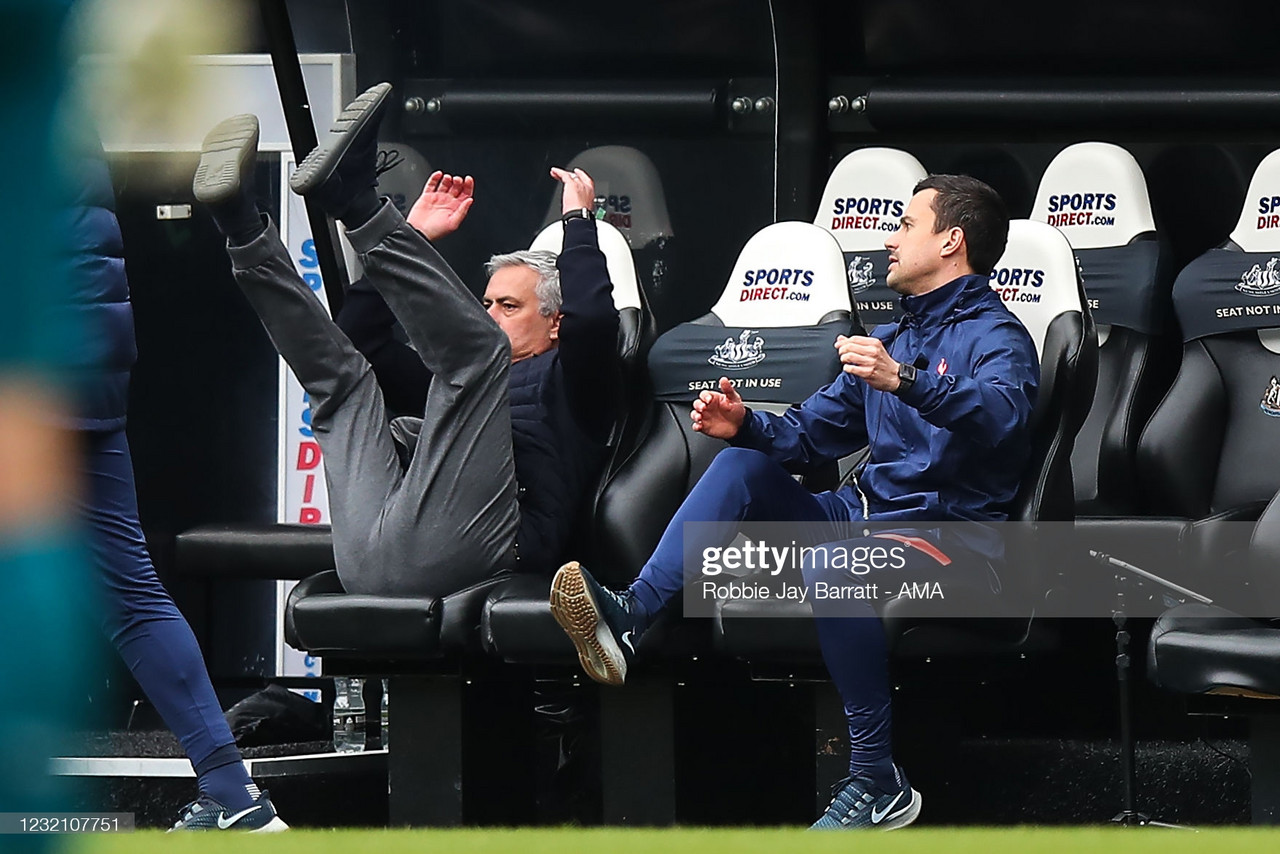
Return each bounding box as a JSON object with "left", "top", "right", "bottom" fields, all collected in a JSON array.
[{"left": 67, "top": 827, "right": 1280, "bottom": 854}]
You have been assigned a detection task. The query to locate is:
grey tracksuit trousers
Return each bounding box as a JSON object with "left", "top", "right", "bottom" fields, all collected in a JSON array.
[{"left": 227, "top": 202, "right": 519, "bottom": 596}]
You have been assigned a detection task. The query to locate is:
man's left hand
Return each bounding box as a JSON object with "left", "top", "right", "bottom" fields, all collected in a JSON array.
[{"left": 836, "top": 335, "right": 901, "bottom": 392}]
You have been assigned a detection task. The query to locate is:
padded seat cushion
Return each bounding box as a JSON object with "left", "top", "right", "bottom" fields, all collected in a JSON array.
[
  {"left": 1148, "top": 603, "right": 1280, "bottom": 696},
  {"left": 481, "top": 573, "right": 574, "bottom": 664},
  {"left": 714, "top": 596, "right": 821, "bottom": 664},
  {"left": 482, "top": 573, "right": 713, "bottom": 665},
  {"left": 176, "top": 523, "right": 334, "bottom": 579},
  {"left": 286, "top": 570, "right": 509, "bottom": 659}
]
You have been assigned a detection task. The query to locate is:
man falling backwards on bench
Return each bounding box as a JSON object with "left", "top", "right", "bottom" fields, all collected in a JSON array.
[{"left": 193, "top": 83, "right": 619, "bottom": 597}]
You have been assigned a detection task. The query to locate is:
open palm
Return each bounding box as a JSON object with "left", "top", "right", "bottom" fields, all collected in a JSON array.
[{"left": 407, "top": 171, "right": 475, "bottom": 241}]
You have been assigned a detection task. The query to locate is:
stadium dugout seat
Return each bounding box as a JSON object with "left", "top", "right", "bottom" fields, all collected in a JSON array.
[
  {"left": 1029, "top": 142, "right": 1178, "bottom": 516},
  {"left": 716, "top": 218, "right": 1097, "bottom": 660},
  {"left": 1116, "top": 148, "right": 1280, "bottom": 605},
  {"left": 542, "top": 145, "right": 678, "bottom": 327},
  {"left": 481, "top": 220, "right": 855, "bottom": 823},
  {"left": 281, "top": 217, "right": 648, "bottom": 827},
  {"left": 529, "top": 220, "right": 657, "bottom": 599},
  {"left": 1147, "top": 488, "right": 1280, "bottom": 823},
  {"left": 814, "top": 147, "right": 928, "bottom": 329}
]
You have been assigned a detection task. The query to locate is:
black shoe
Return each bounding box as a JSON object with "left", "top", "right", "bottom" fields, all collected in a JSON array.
[
  {"left": 289, "top": 82, "right": 392, "bottom": 223},
  {"left": 168, "top": 790, "right": 288, "bottom": 832},
  {"left": 550, "top": 561, "right": 643, "bottom": 686},
  {"left": 193, "top": 114, "right": 262, "bottom": 240}
]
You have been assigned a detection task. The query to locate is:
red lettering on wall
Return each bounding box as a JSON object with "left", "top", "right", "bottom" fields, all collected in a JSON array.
[
  {"left": 297, "top": 441, "right": 322, "bottom": 470},
  {"left": 303, "top": 473, "right": 315, "bottom": 504},
  {"left": 299, "top": 507, "right": 323, "bottom": 524}
]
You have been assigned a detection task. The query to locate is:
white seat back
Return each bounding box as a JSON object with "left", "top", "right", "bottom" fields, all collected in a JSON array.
[
  {"left": 1030, "top": 142, "right": 1155, "bottom": 250},
  {"left": 989, "top": 220, "right": 1085, "bottom": 360},
  {"left": 709, "top": 221, "right": 850, "bottom": 328},
  {"left": 529, "top": 219, "right": 642, "bottom": 311},
  {"left": 542, "top": 145, "right": 673, "bottom": 249}
]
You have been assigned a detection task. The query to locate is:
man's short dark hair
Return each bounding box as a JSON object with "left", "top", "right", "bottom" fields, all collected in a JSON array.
[{"left": 913, "top": 174, "right": 1009, "bottom": 276}]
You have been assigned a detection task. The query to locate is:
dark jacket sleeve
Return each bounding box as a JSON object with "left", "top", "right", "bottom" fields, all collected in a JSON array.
[
  {"left": 335, "top": 276, "right": 432, "bottom": 417},
  {"left": 893, "top": 317, "right": 1039, "bottom": 449},
  {"left": 555, "top": 217, "right": 622, "bottom": 443},
  {"left": 730, "top": 371, "right": 870, "bottom": 473}
]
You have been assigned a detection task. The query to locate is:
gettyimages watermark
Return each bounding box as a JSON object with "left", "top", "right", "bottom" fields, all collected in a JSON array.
[{"left": 677, "top": 521, "right": 1280, "bottom": 620}]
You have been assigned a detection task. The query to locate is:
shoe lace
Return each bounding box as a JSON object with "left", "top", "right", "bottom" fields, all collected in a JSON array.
[
  {"left": 173, "top": 796, "right": 212, "bottom": 827},
  {"left": 821, "top": 775, "right": 870, "bottom": 818},
  {"left": 374, "top": 148, "right": 404, "bottom": 177}
]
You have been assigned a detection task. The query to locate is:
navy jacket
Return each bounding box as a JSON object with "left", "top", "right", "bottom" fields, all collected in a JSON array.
[
  {"left": 733, "top": 274, "right": 1039, "bottom": 523},
  {"left": 337, "top": 217, "right": 619, "bottom": 573},
  {"left": 60, "top": 151, "right": 136, "bottom": 431}
]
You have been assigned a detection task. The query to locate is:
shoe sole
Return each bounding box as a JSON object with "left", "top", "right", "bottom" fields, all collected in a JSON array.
[
  {"left": 877, "top": 788, "right": 922, "bottom": 831},
  {"left": 251, "top": 817, "right": 290, "bottom": 833},
  {"left": 193, "top": 114, "right": 259, "bottom": 205},
  {"left": 549, "top": 562, "right": 628, "bottom": 686},
  {"left": 289, "top": 82, "right": 392, "bottom": 196}
]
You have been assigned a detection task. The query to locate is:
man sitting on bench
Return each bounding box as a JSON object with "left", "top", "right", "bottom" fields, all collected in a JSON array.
[
  {"left": 550, "top": 175, "right": 1039, "bottom": 831},
  {"left": 192, "top": 82, "right": 619, "bottom": 596}
]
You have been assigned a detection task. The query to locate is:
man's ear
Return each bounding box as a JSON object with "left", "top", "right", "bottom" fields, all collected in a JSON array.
[
  {"left": 939, "top": 226, "right": 965, "bottom": 260},
  {"left": 549, "top": 311, "right": 563, "bottom": 342}
]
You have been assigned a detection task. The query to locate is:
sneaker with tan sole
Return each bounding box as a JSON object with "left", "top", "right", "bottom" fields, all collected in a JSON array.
[{"left": 549, "top": 561, "right": 643, "bottom": 686}]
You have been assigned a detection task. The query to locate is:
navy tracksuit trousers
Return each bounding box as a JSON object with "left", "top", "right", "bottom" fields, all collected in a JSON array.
[
  {"left": 83, "top": 429, "right": 241, "bottom": 779},
  {"left": 628, "top": 447, "right": 987, "bottom": 782}
]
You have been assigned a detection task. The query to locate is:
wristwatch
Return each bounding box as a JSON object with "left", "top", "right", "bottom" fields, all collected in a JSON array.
[
  {"left": 894, "top": 361, "right": 917, "bottom": 396},
  {"left": 561, "top": 207, "right": 593, "bottom": 223}
]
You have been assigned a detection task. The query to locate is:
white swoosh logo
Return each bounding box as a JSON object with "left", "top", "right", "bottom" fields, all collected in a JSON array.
[
  {"left": 216, "top": 806, "right": 258, "bottom": 829},
  {"left": 620, "top": 631, "right": 637, "bottom": 654},
  {"left": 870, "top": 791, "right": 903, "bottom": 824}
]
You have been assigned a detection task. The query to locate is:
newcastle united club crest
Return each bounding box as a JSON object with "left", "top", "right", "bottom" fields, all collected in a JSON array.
[
  {"left": 709, "top": 330, "right": 767, "bottom": 370},
  {"left": 1237, "top": 258, "right": 1280, "bottom": 297},
  {"left": 1263, "top": 376, "right": 1280, "bottom": 417},
  {"left": 847, "top": 256, "right": 876, "bottom": 294}
]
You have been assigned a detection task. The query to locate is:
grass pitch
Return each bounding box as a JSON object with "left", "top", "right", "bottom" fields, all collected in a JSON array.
[{"left": 70, "top": 826, "right": 1280, "bottom": 854}]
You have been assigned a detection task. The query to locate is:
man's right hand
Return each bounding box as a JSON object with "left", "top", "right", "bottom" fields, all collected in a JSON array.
[
  {"left": 407, "top": 171, "right": 474, "bottom": 241},
  {"left": 691, "top": 377, "right": 747, "bottom": 439}
]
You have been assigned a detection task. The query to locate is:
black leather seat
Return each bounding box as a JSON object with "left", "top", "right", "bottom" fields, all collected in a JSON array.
[
  {"left": 716, "top": 218, "right": 1098, "bottom": 660},
  {"left": 1147, "top": 489, "right": 1280, "bottom": 822},
  {"left": 814, "top": 146, "right": 927, "bottom": 329},
  {"left": 1121, "top": 149, "right": 1280, "bottom": 603},
  {"left": 175, "top": 523, "right": 333, "bottom": 580},
  {"left": 1029, "top": 142, "right": 1178, "bottom": 516}
]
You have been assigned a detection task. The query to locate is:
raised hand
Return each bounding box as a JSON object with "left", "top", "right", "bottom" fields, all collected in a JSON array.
[
  {"left": 551, "top": 167, "right": 596, "bottom": 214},
  {"left": 691, "top": 377, "right": 747, "bottom": 439},
  {"left": 407, "top": 171, "right": 474, "bottom": 241}
]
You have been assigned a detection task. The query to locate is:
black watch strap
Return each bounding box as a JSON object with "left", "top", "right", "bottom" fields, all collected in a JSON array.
[
  {"left": 561, "top": 207, "right": 593, "bottom": 223},
  {"left": 894, "top": 362, "right": 917, "bottom": 396}
]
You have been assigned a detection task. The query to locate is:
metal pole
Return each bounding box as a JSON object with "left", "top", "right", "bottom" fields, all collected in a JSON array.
[{"left": 258, "top": 0, "right": 347, "bottom": 317}]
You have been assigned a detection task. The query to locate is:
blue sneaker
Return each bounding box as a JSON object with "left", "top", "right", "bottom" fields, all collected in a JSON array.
[
  {"left": 550, "top": 561, "right": 643, "bottom": 686},
  {"left": 169, "top": 790, "right": 288, "bottom": 832},
  {"left": 810, "top": 770, "right": 921, "bottom": 830}
]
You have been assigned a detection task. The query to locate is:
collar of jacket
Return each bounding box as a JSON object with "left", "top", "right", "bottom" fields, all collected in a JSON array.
[{"left": 898, "top": 273, "right": 991, "bottom": 327}]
